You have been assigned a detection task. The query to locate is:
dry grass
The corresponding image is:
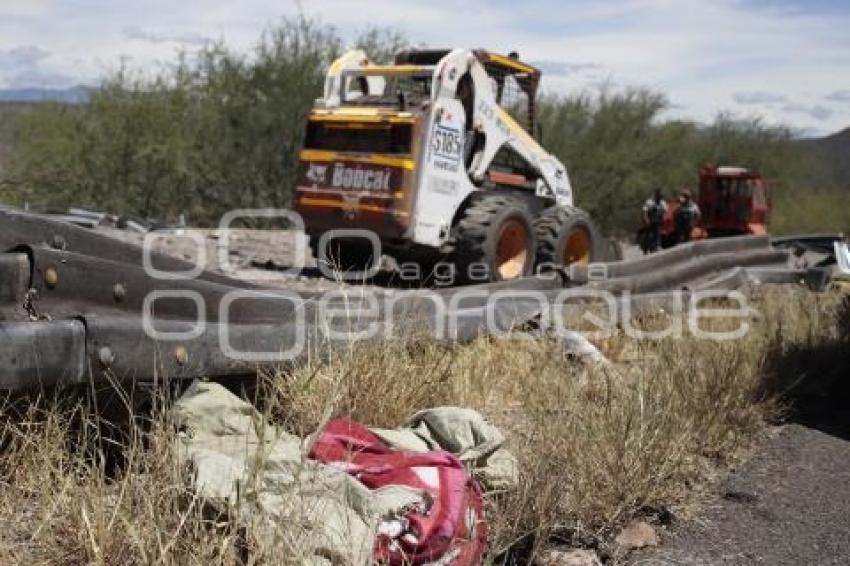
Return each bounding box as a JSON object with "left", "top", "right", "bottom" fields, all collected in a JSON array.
[{"left": 0, "top": 287, "right": 846, "bottom": 564}]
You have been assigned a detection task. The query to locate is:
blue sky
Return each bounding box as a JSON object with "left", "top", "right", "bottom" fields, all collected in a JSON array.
[{"left": 1, "top": 0, "right": 849, "bottom": 135}]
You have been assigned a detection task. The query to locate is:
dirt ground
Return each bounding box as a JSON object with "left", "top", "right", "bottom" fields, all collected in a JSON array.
[
  {"left": 631, "top": 424, "right": 850, "bottom": 565},
  {"left": 631, "top": 343, "right": 850, "bottom": 566},
  {"left": 628, "top": 282, "right": 850, "bottom": 566},
  {"left": 97, "top": 226, "right": 349, "bottom": 292}
]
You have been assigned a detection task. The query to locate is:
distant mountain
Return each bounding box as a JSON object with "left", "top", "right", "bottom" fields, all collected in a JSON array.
[
  {"left": 0, "top": 85, "right": 91, "bottom": 104},
  {"left": 801, "top": 127, "right": 850, "bottom": 187}
]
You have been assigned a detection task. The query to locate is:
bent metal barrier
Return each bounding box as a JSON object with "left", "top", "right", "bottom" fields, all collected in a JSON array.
[{"left": 0, "top": 207, "right": 825, "bottom": 392}]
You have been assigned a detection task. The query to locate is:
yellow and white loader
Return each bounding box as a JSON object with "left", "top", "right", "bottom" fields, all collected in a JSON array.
[{"left": 295, "top": 48, "right": 604, "bottom": 282}]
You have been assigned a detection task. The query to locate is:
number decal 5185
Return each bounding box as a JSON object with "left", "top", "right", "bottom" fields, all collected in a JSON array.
[{"left": 432, "top": 126, "right": 462, "bottom": 160}]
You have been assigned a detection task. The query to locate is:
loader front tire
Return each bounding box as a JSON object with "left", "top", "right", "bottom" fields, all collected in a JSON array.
[
  {"left": 534, "top": 206, "right": 604, "bottom": 271},
  {"left": 448, "top": 195, "right": 536, "bottom": 283}
]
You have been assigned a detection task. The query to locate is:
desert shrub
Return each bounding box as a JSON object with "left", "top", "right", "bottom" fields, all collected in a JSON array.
[
  {"left": 538, "top": 92, "right": 830, "bottom": 235},
  {"left": 5, "top": 18, "right": 341, "bottom": 224}
]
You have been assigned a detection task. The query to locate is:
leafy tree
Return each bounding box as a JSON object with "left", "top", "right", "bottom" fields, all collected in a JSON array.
[{"left": 353, "top": 27, "right": 411, "bottom": 63}]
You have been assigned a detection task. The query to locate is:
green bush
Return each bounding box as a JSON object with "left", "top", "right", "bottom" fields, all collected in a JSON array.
[
  {"left": 5, "top": 18, "right": 341, "bottom": 224},
  {"left": 539, "top": 93, "right": 837, "bottom": 234}
]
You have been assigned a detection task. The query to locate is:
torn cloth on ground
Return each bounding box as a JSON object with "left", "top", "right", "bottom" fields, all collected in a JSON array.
[
  {"left": 173, "top": 381, "right": 514, "bottom": 565},
  {"left": 310, "top": 418, "right": 486, "bottom": 565},
  {"left": 369, "top": 407, "right": 518, "bottom": 491}
]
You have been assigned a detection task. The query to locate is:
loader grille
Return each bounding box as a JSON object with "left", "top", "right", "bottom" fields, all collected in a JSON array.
[{"left": 304, "top": 122, "right": 412, "bottom": 155}]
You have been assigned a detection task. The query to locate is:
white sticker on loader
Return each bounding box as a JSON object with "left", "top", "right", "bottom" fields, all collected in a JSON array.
[
  {"left": 835, "top": 241, "right": 850, "bottom": 280},
  {"left": 428, "top": 176, "right": 459, "bottom": 196},
  {"left": 430, "top": 123, "right": 463, "bottom": 173},
  {"left": 414, "top": 100, "right": 476, "bottom": 247}
]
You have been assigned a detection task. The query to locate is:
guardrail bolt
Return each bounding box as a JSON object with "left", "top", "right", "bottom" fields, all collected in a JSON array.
[
  {"left": 44, "top": 267, "right": 59, "bottom": 289},
  {"left": 50, "top": 234, "right": 67, "bottom": 250},
  {"left": 98, "top": 346, "right": 115, "bottom": 368},
  {"left": 113, "top": 283, "right": 126, "bottom": 302},
  {"left": 174, "top": 345, "right": 188, "bottom": 366}
]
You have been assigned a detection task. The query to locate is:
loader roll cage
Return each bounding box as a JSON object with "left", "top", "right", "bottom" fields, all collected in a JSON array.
[
  {"left": 475, "top": 50, "right": 541, "bottom": 135},
  {"left": 346, "top": 50, "right": 542, "bottom": 134}
]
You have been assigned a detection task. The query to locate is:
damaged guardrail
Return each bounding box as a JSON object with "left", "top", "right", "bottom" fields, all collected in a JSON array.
[{"left": 0, "top": 207, "right": 839, "bottom": 392}]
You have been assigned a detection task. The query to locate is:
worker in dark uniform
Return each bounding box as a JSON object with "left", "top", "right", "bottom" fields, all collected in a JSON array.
[
  {"left": 674, "top": 189, "right": 701, "bottom": 244},
  {"left": 641, "top": 189, "right": 667, "bottom": 253}
]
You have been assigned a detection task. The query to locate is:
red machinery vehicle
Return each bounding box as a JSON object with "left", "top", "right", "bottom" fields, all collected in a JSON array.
[
  {"left": 696, "top": 164, "right": 771, "bottom": 237},
  {"left": 659, "top": 164, "right": 771, "bottom": 248}
]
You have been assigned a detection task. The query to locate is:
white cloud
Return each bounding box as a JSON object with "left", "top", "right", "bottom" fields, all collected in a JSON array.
[
  {"left": 782, "top": 102, "right": 833, "bottom": 121},
  {"left": 826, "top": 90, "right": 850, "bottom": 103},
  {"left": 0, "top": 45, "right": 50, "bottom": 67},
  {"left": 0, "top": 44, "right": 74, "bottom": 88},
  {"left": 531, "top": 60, "right": 606, "bottom": 78},
  {"left": 0, "top": 1, "right": 51, "bottom": 19},
  {"left": 123, "top": 26, "right": 212, "bottom": 47},
  {"left": 0, "top": 0, "right": 848, "bottom": 133},
  {"left": 733, "top": 91, "right": 788, "bottom": 105}
]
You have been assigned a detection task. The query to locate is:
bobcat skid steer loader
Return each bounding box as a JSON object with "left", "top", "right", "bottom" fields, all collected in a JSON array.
[{"left": 294, "top": 48, "right": 604, "bottom": 283}]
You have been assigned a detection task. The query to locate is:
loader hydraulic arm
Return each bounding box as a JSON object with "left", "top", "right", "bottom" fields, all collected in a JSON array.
[{"left": 432, "top": 49, "right": 573, "bottom": 206}]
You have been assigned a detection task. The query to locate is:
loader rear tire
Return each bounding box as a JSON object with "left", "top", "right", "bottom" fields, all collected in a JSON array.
[
  {"left": 534, "top": 206, "right": 604, "bottom": 271},
  {"left": 310, "top": 235, "right": 379, "bottom": 275},
  {"left": 448, "top": 195, "right": 536, "bottom": 283}
]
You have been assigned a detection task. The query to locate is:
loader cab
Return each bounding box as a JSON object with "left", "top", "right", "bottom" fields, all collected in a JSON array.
[{"left": 393, "top": 49, "right": 542, "bottom": 135}]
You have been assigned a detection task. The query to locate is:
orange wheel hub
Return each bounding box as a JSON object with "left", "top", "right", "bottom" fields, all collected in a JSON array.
[
  {"left": 564, "top": 227, "right": 591, "bottom": 265},
  {"left": 496, "top": 220, "right": 529, "bottom": 279}
]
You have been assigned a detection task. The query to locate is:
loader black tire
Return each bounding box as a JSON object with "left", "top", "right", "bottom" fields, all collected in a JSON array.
[
  {"left": 310, "top": 235, "right": 379, "bottom": 275},
  {"left": 534, "top": 206, "right": 604, "bottom": 271},
  {"left": 448, "top": 194, "right": 536, "bottom": 283}
]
